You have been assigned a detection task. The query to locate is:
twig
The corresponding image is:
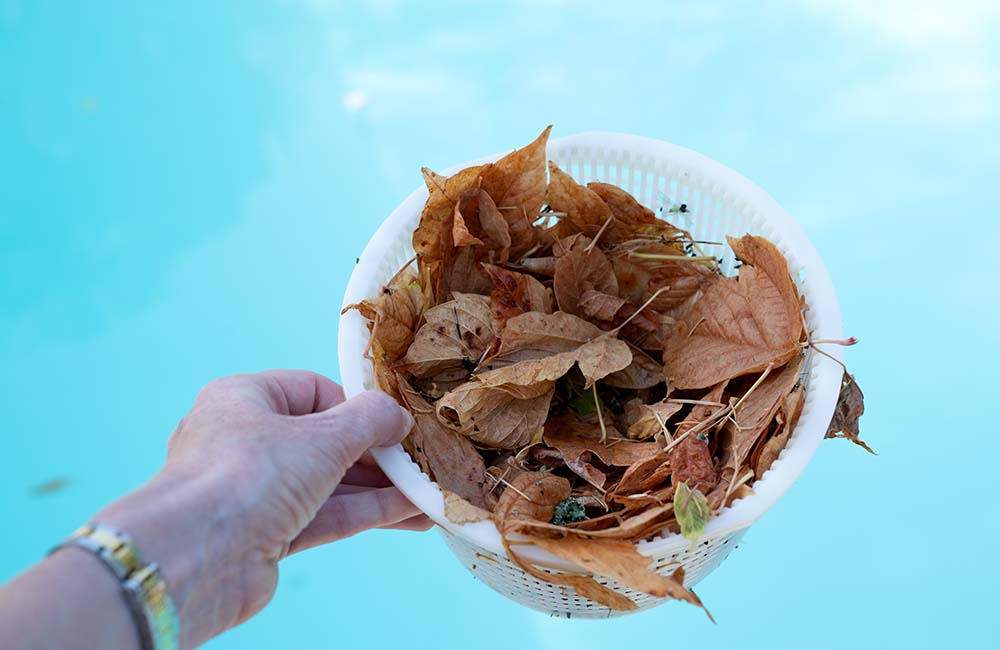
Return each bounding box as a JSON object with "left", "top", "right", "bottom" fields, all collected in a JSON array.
[
  {"left": 653, "top": 409, "right": 673, "bottom": 445},
  {"left": 731, "top": 362, "right": 775, "bottom": 413},
  {"left": 610, "top": 287, "right": 669, "bottom": 335},
  {"left": 385, "top": 255, "right": 417, "bottom": 288},
  {"left": 593, "top": 383, "right": 608, "bottom": 444},
  {"left": 585, "top": 216, "right": 615, "bottom": 253},
  {"left": 628, "top": 252, "right": 717, "bottom": 262},
  {"left": 665, "top": 398, "right": 726, "bottom": 407}
]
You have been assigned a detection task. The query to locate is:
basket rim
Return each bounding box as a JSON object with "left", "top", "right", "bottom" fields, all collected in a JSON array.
[{"left": 339, "top": 131, "right": 844, "bottom": 572}]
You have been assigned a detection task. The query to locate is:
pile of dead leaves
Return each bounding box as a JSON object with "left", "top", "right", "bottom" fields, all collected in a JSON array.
[{"left": 346, "top": 126, "right": 870, "bottom": 617}]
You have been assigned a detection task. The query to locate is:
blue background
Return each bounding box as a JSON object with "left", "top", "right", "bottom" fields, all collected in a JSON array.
[{"left": 2, "top": 1, "right": 998, "bottom": 648}]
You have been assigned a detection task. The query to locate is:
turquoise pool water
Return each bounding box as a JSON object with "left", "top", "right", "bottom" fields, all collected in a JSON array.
[{"left": 3, "top": 2, "right": 999, "bottom": 648}]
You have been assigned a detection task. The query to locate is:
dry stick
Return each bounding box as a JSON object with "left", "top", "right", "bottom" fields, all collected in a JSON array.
[
  {"left": 663, "top": 404, "right": 732, "bottom": 453},
  {"left": 665, "top": 398, "right": 726, "bottom": 407},
  {"left": 653, "top": 409, "right": 674, "bottom": 445},
  {"left": 584, "top": 215, "right": 616, "bottom": 253},
  {"left": 609, "top": 287, "right": 669, "bottom": 335},
  {"left": 485, "top": 465, "right": 512, "bottom": 495},
  {"left": 593, "top": 383, "right": 609, "bottom": 444},
  {"left": 628, "top": 252, "right": 717, "bottom": 262},
  {"left": 385, "top": 254, "right": 418, "bottom": 289},
  {"left": 491, "top": 473, "right": 532, "bottom": 502}
]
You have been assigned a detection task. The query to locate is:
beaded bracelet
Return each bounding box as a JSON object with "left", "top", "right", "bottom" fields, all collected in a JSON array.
[{"left": 52, "top": 523, "right": 179, "bottom": 650}]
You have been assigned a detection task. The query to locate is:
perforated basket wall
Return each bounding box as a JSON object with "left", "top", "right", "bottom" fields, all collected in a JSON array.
[{"left": 339, "top": 132, "right": 844, "bottom": 619}]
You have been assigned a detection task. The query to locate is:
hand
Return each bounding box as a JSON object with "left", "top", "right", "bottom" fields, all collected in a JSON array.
[{"left": 95, "top": 370, "right": 428, "bottom": 648}]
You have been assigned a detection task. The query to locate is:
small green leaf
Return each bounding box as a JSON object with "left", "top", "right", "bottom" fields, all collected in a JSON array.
[{"left": 674, "top": 481, "right": 709, "bottom": 549}]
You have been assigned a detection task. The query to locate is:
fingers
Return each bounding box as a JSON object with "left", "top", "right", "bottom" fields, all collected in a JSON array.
[
  {"left": 342, "top": 461, "right": 393, "bottom": 488},
  {"left": 293, "top": 391, "right": 413, "bottom": 483},
  {"left": 379, "top": 514, "right": 434, "bottom": 532},
  {"left": 196, "top": 370, "right": 346, "bottom": 416},
  {"left": 257, "top": 370, "right": 346, "bottom": 415},
  {"left": 288, "top": 487, "right": 421, "bottom": 554}
]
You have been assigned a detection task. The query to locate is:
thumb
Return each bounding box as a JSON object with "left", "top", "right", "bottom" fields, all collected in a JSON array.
[{"left": 293, "top": 390, "right": 413, "bottom": 486}]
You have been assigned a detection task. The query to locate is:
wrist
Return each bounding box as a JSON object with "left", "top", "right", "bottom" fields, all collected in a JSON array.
[{"left": 95, "top": 467, "right": 239, "bottom": 649}]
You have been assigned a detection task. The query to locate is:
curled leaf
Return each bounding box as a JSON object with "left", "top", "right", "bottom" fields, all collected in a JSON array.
[
  {"left": 436, "top": 381, "right": 555, "bottom": 449},
  {"left": 553, "top": 235, "right": 619, "bottom": 317},
  {"left": 825, "top": 372, "right": 874, "bottom": 454},
  {"left": 483, "top": 264, "right": 552, "bottom": 333}
]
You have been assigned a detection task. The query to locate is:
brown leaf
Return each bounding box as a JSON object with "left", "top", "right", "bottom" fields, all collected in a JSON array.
[
  {"left": 480, "top": 310, "right": 632, "bottom": 388},
  {"left": 719, "top": 355, "right": 803, "bottom": 473},
  {"left": 481, "top": 126, "right": 552, "bottom": 223},
  {"left": 754, "top": 381, "right": 805, "bottom": 477},
  {"left": 825, "top": 372, "right": 874, "bottom": 454},
  {"left": 397, "top": 378, "right": 493, "bottom": 509},
  {"left": 528, "top": 537, "right": 712, "bottom": 619},
  {"left": 494, "top": 471, "right": 571, "bottom": 532},
  {"left": 611, "top": 452, "right": 672, "bottom": 496},
  {"left": 671, "top": 438, "right": 717, "bottom": 494},
  {"left": 626, "top": 401, "right": 684, "bottom": 440},
  {"left": 488, "top": 310, "right": 605, "bottom": 364},
  {"left": 452, "top": 188, "right": 511, "bottom": 252},
  {"left": 400, "top": 293, "right": 495, "bottom": 380},
  {"left": 587, "top": 182, "right": 659, "bottom": 228},
  {"left": 546, "top": 161, "right": 613, "bottom": 239},
  {"left": 443, "top": 490, "right": 492, "bottom": 524},
  {"left": 553, "top": 236, "right": 619, "bottom": 317},
  {"left": 344, "top": 270, "right": 425, "bottom": 362},
  {"left": 483, "top": 264, "right": 552, "bottom": 333},
  {"left": 543, "top": 416, "right": 662, "bottom": 468},
  {"left": 663, "top": 235, "right": 803, "bottom": 389},
  {"left": 438, "top": 246, "right": 493, "bottom": 299},
  {"left": 604, "top": 344, "right": 665, "bottom": 390},
  {"left": 579, "top": 289, "right": 629, "bottom": 321},
  {"left": 413, "top": 165, "right": 485, "bottom": 261},
  {"left": 436, "top": 381, "right": 555, "bottom": 449}
]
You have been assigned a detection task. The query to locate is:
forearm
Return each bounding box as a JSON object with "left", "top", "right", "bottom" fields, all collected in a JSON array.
[
  {"left": 0, "top": 546, "right": 139, "bottom": 650},
  {"left": 0, "top": 468, "right": 237, "bottom": 650}
]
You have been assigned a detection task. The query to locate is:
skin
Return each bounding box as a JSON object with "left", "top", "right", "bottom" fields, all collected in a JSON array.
[{"left": 0, "top": 370, "right": 431, "bottom": 649}]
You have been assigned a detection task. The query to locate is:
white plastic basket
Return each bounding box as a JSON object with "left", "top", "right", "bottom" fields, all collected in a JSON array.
[{"left": 338, "top": 132, "right": 844, "bottom": 618}]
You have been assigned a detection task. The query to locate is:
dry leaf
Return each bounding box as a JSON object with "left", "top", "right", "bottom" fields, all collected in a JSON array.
[
  {"left": 587, "top": 182, "right": 660, "bottom": 229},
  {"left": 663, "top": 235, "right": 803, "bottom": 389},
  {"left": 543, "top": 417, "right": 662, "bottom": 468},
  {"left": 413, "top": 165, "right": 485, "bottom": 261},
  {"left": 452, "top": 188, "right": 512, "bottom": 253},
  {"left": 553, "top": 236, "right": 620, "bottom": 317},
  {"left": 627, "top": 400, "right": 684, "bottom": 440},
  {"left": 825, "top": 372, "right": 874, "bottom": 454},
  {"left": 719, "top": 356, "right": 803, "bottom": 473},
  {"left": 484, "top": 264, "right": 552, "bottom": 333},
  {"left": 400, "top": 293, "right": 495, "bottom": 380},
  {"left": 604, "top": 344, "right": 665, "bottom": 390},
  {"left": 528, "top": 536, "right": 712, "bottom": 619},
  {"left": 611, "top": 452, "right": 672, "bottom": 496},
  {"left": 443, "top": 490, "right": 492, "bottom": 524},
  {"left": 546, "top": 161, "right": 613, "bottom": 239},
  {"left": 397, "top": 379, "right": 493, "bottom": 509},
  {"left": 436, "top": 381, "right": 555, "bottom": 449},
  {"left": 754, "top": 381, "right": 805, "bottom": 477},
  {"left": 481, "top": 126, "right": 552, "bottom": 224}
]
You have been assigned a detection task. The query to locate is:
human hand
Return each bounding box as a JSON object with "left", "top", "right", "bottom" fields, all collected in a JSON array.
[{"left": 95, "top": 370, "right": 428, "bottom": 648}]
